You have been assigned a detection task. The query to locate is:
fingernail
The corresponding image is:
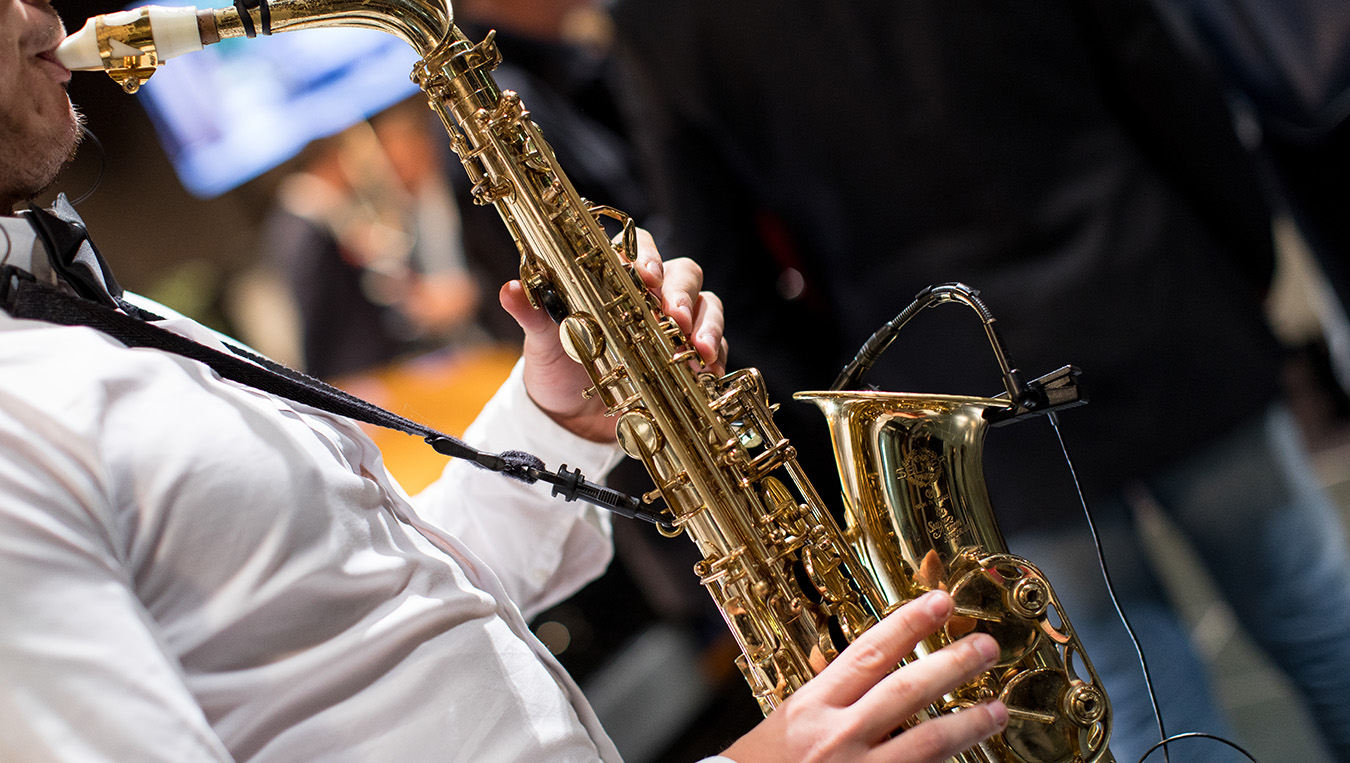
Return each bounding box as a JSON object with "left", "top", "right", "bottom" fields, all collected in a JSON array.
[
  {"left": 920, "top": 589, "right": 951, "bottom": 618},
  {"left": 676, "top": 298, "right": 693, "bottom": 324},
  {"left": 696, "top": 331, "right": 715, "bottom": 358},
  {"left": 973, "top": 634, "right": 999, "bottom": 665},
  {"left": 645, "top": 260, "right": 663, "bottom": 279},
  {"left": 985, "top": 700, "right": 1009, "bottom": 730}
]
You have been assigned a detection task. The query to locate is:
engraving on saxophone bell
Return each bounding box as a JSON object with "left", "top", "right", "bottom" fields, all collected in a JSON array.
[
  {"left": 897, "top": 446, "right": 943, "bottom": 486},
  {"left": 897, "top": 446, "right": 966, "bottom": 542}
]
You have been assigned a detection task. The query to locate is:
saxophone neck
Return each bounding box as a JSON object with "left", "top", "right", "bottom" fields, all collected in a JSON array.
[{"left": 57, "top": 0, "right": 455, "bottom": 93}]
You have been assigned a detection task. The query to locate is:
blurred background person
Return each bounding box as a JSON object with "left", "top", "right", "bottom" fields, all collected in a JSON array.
[
  {"left": 609, "top": 0, "right": 1350, "bottom": 761},
  {"left": 1159, "top": 0, "right": 1350, "bottom": 420},
  {"left": 258, "top": 97, "right": 482, "bottom": 380}
]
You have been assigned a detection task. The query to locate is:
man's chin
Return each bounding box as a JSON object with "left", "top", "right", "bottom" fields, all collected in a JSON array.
[
  {"left": 2, "top": 104, "right": 87, "bottom": 212},
  {"left": 30, "top": 107, "right": 88, "bottom": 204},
  {"left": 62, "top": 105, "right": 87, "bottom": 168}
]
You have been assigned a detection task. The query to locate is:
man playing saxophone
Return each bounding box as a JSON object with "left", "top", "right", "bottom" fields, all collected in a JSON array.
[{"left": 0, "top": 0, "right": 1007, "bottom": 760}]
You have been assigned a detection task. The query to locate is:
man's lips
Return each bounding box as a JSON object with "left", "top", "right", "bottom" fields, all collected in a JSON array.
[{"left": 35, "top": 49, "right": 72, "bottom": 84}]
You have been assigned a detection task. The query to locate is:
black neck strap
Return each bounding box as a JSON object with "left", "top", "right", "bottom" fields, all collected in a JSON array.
[{"left": 0, "top": 266, "right": 665, "bottom": 528}]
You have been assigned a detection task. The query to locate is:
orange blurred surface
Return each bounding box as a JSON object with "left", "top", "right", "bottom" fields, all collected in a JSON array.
[{"left": 334, "top": 345, "right": 522, "bottom": 494}]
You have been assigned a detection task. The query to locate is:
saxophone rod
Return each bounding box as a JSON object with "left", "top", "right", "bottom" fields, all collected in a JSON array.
[{"left": 55, "top": 0, "right": 452, "bottom": 91}]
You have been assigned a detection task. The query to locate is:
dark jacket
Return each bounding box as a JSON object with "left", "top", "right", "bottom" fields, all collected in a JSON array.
[{"left": 612, "top": 0, "right": 1284, "bottom": 528}]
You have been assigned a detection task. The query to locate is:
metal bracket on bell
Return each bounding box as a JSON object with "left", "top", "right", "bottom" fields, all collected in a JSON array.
[{"left": 986, "top": 365, "right": 1087, "bottom": 426}]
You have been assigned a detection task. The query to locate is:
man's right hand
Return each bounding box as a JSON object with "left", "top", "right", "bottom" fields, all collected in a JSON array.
[{"left": 720, "top": 590, "right": 1008, "bottom": 763}]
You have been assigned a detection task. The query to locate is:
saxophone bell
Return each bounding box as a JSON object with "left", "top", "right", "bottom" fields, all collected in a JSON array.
[
  {"left": 804, "top": 283, "right": 1111, "bottom": 762},
  {"left": 796, "top": 389, "right": 1113, "bottom": 763}
]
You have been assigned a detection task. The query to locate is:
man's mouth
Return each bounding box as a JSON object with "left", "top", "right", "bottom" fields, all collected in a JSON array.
[{"left": 35, "top": 49, "right": 72, "bottom": 84}]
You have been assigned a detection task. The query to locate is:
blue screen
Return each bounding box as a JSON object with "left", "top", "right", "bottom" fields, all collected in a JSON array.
[{"left": 134, "top": 7, "right": 422, "bottom": 197}]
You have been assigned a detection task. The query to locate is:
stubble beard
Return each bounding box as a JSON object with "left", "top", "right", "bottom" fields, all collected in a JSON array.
[{"left": 2, "top": 103, "right": 85, "bottom": 213}]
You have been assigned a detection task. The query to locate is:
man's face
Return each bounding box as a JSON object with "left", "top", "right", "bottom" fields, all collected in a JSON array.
[{"left": 0, "top": 0, "right": 80, "bottom": 212}]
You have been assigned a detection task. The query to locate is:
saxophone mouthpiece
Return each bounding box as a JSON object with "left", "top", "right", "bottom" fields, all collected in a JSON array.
[
  {"left": 52, "top": 24, "right": 98, "bottom": 71},
  {"left": 56, "top": 5, "right": 207, "bottom": 92}
]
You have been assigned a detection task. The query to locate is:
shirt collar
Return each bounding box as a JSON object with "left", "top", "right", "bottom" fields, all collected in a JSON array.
[
  {"left": 21, "top": 195, "right": 123, "bottom": 307},
  {"left": 3, "top": 194, "right": 129, "bottom": 310},
  {"left": 0, "top": 215, "right": 61, "bottom": 287}
]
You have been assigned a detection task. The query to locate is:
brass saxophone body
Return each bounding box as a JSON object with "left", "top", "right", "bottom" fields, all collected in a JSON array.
[
  {"left": 800, "top": 390, "right": 1112, "bottom": 762},
  {"left": 59, "top": 5, "right": 1112, "bottom": 760},
  {"left": 415, "top": 23, "right": 891, "bottom": 709}
]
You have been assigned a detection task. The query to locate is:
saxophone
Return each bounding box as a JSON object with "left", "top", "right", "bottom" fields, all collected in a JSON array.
[{"left": 58, "top": 5, "right": 1113, "bottom": 761}]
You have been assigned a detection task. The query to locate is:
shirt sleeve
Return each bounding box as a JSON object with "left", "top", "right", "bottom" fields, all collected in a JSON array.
[
  {"left": 0, "top": 400, "right": 233, "bottom": 762},
  {"left": 411, "top": 359, "right": 628, "bottom": 619}
]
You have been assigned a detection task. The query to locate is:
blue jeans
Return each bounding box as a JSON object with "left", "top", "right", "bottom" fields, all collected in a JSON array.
[{"left": 1009, "top": 404, "right": 1350, "bottom": 763}]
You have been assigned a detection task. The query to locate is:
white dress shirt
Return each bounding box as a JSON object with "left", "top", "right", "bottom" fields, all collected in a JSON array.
[{"left": 0, "top": 216, "right": 637, "bottom": 761}]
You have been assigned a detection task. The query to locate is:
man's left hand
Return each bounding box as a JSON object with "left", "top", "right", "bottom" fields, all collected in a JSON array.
[{"left": 500, "top": 229, "right": 727, "bottom": 442}]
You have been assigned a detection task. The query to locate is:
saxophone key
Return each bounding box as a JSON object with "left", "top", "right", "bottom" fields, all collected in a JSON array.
[
  {"left": 540, "top": 180, "right": 563, "bottom": 206},
  {"left": 744, "top": 440, "right": 794, "bottom": 479},
  {"left": 605, "top": 392, "right": 644, "bottom": 415},
  {"left": 573, "top": 244, "right": 607, "bottom": 270},
  {"left": 558, "top": 314, "right": 605, "bottom": 363},
  {"left": 657, "top": 314, "right": 685, "bottom": 340},
  {"left": 468, "top": 174, "right": 512, "bottom": 205},
  {"left": 616, "top": 411, "right": 663, "bottom": 460},
  {"left": 669, "top": 348, "right": 700, "bottom": 366},
  {"left": 600, "top": 292, "right": 638, "bottom": 323},
  {"left": 493, "top": 91, "right": 528, "bottom": 128},
  {"left": 591, "top": 365, "right": 629, "bottom": 391}
]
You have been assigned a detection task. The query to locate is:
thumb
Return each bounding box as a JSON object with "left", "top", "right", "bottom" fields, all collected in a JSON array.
[{"left": 499, "top": 280, "right": 556, "bottom": 338}]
